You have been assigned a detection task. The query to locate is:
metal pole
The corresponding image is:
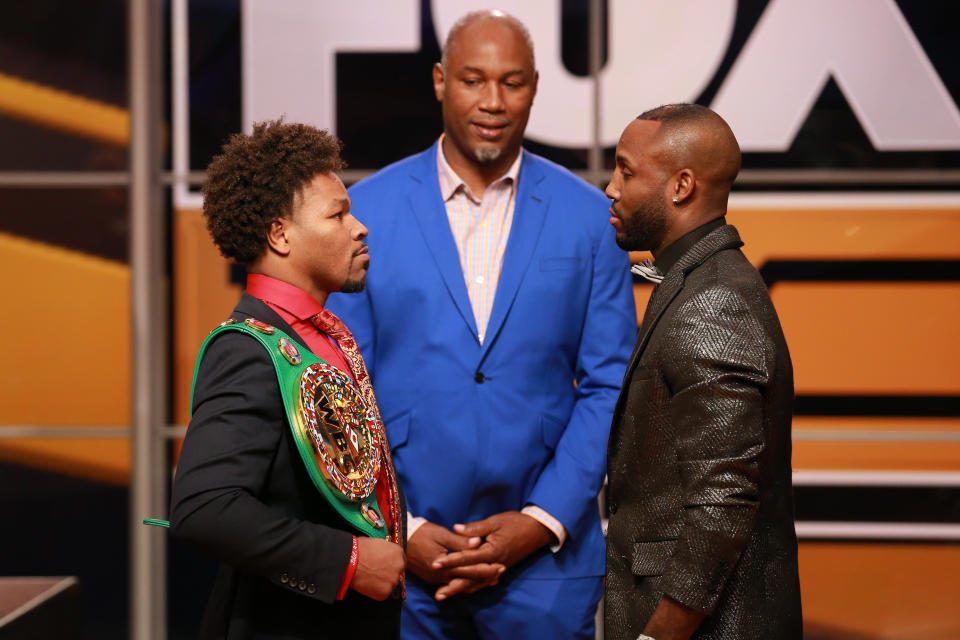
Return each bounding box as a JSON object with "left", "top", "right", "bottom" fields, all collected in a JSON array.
[
  {"left": 588, "top": 8, "right": 605, "bottom": 640},
  {"left": 588, "top": 0, "right": 604, "bottom": 186},
  {"left": 129, "top": 0, "right": 168, "bottom": 638},
  {"left": 172, "top": 0, "right": 192, "bottom": 208}
]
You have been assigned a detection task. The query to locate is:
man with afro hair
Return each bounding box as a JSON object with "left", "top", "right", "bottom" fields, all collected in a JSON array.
[{"left": 170, "top": 120, "right": 409, "bottom": 639}]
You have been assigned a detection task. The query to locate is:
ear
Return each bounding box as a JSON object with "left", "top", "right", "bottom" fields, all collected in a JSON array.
[
  {"left": 265, "top": 218, "right": 292, "bottom": 256},
  {"left": 672, "top": 168, "right": 695, "bottom": 205},
  {"left": 530, "top": 70, "right": 539, "bottom": 102},
  {"left": 432, "top": 62, "right": 445, "bottom": 103}
]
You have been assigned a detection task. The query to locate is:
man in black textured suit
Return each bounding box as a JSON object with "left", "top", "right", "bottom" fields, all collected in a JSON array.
[
  {"left": 603, "top": 104, "right": 802, "bottom": 640},
  {"left": 169, "top": 121, "right": 417, "bottom": 639}
]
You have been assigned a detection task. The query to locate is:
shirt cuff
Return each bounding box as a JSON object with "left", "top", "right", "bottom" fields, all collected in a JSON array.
[
  {"left": 407, "top": 513, "right": 428, "bottom": 539},
  {"left": 521, "top": 505, "right": 567, "bottom": 552},
  {"left": 336, "top": 535, "right": 359, "bottom": 600}
]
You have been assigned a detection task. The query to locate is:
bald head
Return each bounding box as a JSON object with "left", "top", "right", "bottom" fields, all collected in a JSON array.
[
  {"left": 606, "top": 104, "right": 742, "bottom": 254},
  {"left": 637, "top": 103, "right": 741, "bottom": 195},
  {"left": 441, "top": 10, "right": 535, "bottom": 72}
]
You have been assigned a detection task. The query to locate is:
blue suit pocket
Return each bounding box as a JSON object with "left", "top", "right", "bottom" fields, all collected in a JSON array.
[
  {"left": 539, "top": 256, "right": 586, "bottom": 271},
  {"left": 540, "top": 413, "right": 566, "bottom": 451},
  {"left": 383, "top": 412, "right": 410, "bottom": 451}
]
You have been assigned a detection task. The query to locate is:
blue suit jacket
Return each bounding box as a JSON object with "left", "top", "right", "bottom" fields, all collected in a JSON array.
[{"left": 327, "top": 141, "right": 636, "bottom": 579}]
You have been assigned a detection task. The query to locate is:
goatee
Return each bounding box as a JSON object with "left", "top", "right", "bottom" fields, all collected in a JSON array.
[
  {"left": 474, "top": 147, "right": 502, "bottom": 165},
  {"left": 340, "top": 277, "right": 366, "bottom": 294}
]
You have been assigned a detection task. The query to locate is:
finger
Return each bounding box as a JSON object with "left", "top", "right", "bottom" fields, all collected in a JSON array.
[
  {"left": 432, "top": 546, "right": 497, "bottom": 569},
  {"left": 435, "top": 577, "right": 475, "bottom": 601},
  {"left": 453, "top": 518, "right": 495, "bottom": 538},
  {"left": 438, "top": 571, "right": 503, "bottom": 599},
  {"left": 448, "top": 563, "right": 505, "bottom": 581},
  {"left": 407, "top": 538, "right": 449, "bottom": 569},
  {"left": 433, "top": 526, "right": 482, "bottom": 551}
]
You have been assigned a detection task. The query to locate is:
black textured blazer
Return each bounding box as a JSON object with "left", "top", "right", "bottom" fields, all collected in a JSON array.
[
  {"left": 604, "top": 225, "right": 802, "bottom": 640},
  {"left": 170, "top": 294, "right": 405, "bottom": 640}
]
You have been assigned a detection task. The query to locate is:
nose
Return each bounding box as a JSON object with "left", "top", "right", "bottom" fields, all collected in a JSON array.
[
  {"left": 605, "top": 177, "right": 620, "bottom": 201},
  {"left": 351, "top": 215, "right": 368, "bottom": 240},
  {"left": 479, "top": 82, "right": 505, "bottom": 112}
]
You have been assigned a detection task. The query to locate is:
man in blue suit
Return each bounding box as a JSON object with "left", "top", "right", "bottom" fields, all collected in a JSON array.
[{"left": 327, "top": 10, "right": 636, "bottom": 639}]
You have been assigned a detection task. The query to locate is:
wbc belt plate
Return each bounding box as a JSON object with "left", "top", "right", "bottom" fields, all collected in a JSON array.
[
  {"left": 192, "top": 320, "right": 389, "bottom": 537},
  {"left": 295, "top": 362, "right": 382, "bottom": 502}
]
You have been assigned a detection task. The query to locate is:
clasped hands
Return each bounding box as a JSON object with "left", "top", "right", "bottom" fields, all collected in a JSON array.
[{"left": 407, "top": 510, "right": 553, "bottom": 601}]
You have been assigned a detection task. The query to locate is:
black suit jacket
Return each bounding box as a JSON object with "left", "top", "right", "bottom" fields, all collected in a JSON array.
[
  {"left": 604, "top": 225, "right": 802, "bottom": 640},
  {"left": 170, "top": 294, "right": 405, "bottom": 640}
]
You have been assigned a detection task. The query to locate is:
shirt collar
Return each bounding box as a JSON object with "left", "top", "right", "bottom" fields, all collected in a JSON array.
[
  {"left": 246, "top": 273, "right": 325, "bottom": 320},
  {"left": 435, "top": 134, "right": 523, "bottom": 203},
  {"left": 654, "top": 216, "right": 727, "bottom": 276}
]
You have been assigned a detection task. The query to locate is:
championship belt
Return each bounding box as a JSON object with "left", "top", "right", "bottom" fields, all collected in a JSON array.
[{"left": 190, "top": 317, "right": 389, "bottom": 539}]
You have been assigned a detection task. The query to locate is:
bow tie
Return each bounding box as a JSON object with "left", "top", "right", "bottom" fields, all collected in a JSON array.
[{"left": 631, "top": 259, "right": 664, "bottom": 284}]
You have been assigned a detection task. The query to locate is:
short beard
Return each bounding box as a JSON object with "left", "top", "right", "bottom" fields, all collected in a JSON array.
[
  {"left": 474, "top": 147, "right": 502, "bottom": 165},
  {"left": 615, "top": 199, "right": 668, "bottom": 252},
  {"left": 339, "top": 254, "right": 368, "bottom": 293},
  {"left": 340, "top": 277, "right": 366, "bottom": 294}
]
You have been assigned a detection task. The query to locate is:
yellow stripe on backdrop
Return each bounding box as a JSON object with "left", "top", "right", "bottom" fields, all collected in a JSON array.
[
  {"left": 730, "top": 206, "right": 960, "bottom": 473},
  {"left": 0, "top": 232, "right": 130, "bottom": 484},
  {"left": 792, "top": 417, "right": 960, "bottom": 471},
  {"left": 0, "top": 72, "right": 128, "bottom": 146},
  {"left": 171, "top": 208, "right": 242, "bottom": 429},
  {"left": 800, "top": 543, "right": 960, "bottom": 639}
]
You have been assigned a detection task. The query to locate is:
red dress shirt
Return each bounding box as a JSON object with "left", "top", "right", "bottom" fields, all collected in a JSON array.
[{"left": 246, "top": 273, "right": 356, "bottom": 382}]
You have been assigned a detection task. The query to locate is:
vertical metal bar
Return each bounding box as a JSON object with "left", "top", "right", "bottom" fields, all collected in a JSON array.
[
  {"left": 172, "top": 0, "right": 191, "bottom": 208},
  {"left": 129, "top": 0, "right": 168, "bottom": 638},
  {"left": 588, "top": 7, "right": 606, "bottom": 640},
  {"left": 588, "top": 0, "right": 604, "bottom": 186}
]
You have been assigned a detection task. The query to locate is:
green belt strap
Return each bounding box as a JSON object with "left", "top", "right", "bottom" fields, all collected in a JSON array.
[{"left": 163, "top": 318, "right": 388, "bottom": 538}]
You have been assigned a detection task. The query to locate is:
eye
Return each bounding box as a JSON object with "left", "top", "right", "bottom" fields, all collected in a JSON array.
[{"left": 463, "top": 78, "right": 482, "bottom": 87}]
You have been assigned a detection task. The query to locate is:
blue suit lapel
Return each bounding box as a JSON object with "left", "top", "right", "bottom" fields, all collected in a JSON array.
[
  {"left": 406, "top": 142, "right": 480, "bottom": 342},
  {"left": 481, "top": 152, "right": 548, "bottom": 357}
]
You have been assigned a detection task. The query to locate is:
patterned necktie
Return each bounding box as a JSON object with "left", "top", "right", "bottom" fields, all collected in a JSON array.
[{"left": 310, "top": 308, "right": 405, "bottom": 555}]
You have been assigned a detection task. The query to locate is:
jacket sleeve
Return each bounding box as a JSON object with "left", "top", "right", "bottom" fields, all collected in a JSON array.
[
  {"left": 169, "top": 332, "right": 353, "bottom": 603},
  {"left": 525, "top": 218, "right": 636, "bottom": 541},
  {"left": 658, "top": 285, "right": 770, "bottom": 614}
]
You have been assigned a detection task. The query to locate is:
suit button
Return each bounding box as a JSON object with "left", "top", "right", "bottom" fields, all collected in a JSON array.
[
  {"left": 279, "top": 572, "right": 289, "bottom": 584},
  {"left": 474, "top": 372, "right": 486, "bottom": 383},
  {"left": 307, "top": 584, "right": 317, "bottom": 594},
  {"left": 298, "top": 579, "right": 307, "bottom": 591},
  {"left": 608, "top": 502, "right": 618, "bottom": 515}
]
